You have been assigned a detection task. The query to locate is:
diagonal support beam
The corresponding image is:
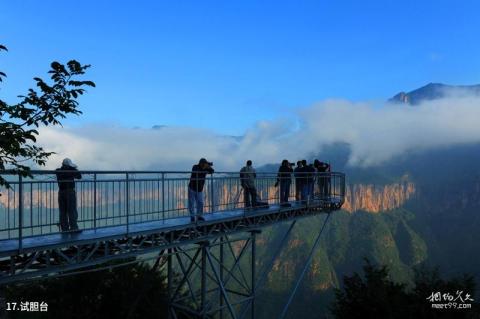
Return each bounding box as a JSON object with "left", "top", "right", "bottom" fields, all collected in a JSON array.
[
  {"left": 239, "top": 221, "right": 297, "bottom": 319},
  {"left": 278, "top": 213, "right": 331, "bottom": 319},
  {"left": 171, "top": 247, "right": 201, "bottom": 304},
  {"left": 206, "top": 248, "right": 238, "bottom": 319}
]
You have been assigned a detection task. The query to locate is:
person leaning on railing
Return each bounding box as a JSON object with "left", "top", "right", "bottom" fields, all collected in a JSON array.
[
  {"left": 275, "top": 159, "right": 293, "bottom": 207},
  {"left": 55, "top": 158, "right": 82, "bottom": 233},
  {"left": 188, "top": 158, "right": 214, "bottom": 222}
]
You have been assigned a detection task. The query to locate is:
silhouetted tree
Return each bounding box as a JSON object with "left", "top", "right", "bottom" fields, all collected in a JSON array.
[
  {"left": 0, "top": 44, "right": 94, "bottom": 187},
  {"left": 331, "top": 258, "right": 478, "bottom": 319},
  {"left": 411, "top": 266, "right": 477, "bottom": 319},
  {"left": 5, "top": 260, "right": 177, "bottom": 319}
]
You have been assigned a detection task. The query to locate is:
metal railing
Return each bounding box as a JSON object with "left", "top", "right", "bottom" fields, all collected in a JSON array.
[{"left": 0, "top": 170, "right": 345, "bottom": 245}]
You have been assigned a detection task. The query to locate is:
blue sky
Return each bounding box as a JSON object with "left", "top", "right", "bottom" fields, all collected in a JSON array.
[{"left": 1, "top": 0, "right": 479, "bottom": 135}]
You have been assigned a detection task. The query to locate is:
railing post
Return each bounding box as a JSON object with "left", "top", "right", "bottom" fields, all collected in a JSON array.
[
  {"left": 219, "top": 236, "right": 224, "bottom": 319},
  {"left": 167, "top": 247, "right": 173, "bottom": 318},
  {"left": 162, "top": 173, "right": 165, "bottom": 221},
  {"left": 333, "top": 172, "right": 336, "bottom": 199},
  {"left": 93, "top": 173, "right": 97, "bottom": 229},
  {"left": 210, "top": 174, "right": 214, "bottom": 213},
  {"left": 251, "top": 230, "right": 257, "bottom": 319},
  {"left": 18, "top": 174, "right": 23, "bottom": 252},
  {"left": 126, "top": 173, "right": 130, "bottom": 234},
  {"left": 201, "top": 242, "right": 207, "bottom": 310},
  {"left": 277, "top": 175, "right": 280, "bottom": 205}
]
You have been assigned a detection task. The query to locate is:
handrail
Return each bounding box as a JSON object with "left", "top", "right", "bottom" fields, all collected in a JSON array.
[
  {"left": 0, "top": 171, "right": 346, "bottom": 252},
  {"left": 2, "top": 170, "right": 342, "bottom": 175}
]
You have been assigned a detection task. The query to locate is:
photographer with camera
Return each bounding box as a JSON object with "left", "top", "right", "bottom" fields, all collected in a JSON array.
[
  {"left": 275, "top": 159, "right": 294, "bottom": 207},
  {"left": 188, "top": 158, "right": 214, "bottom": 222}
]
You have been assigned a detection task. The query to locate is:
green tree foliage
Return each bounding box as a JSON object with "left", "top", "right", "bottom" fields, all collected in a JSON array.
[
  {"left": 331, "top": 258, "right": 478, "bottom": 319},
  {"left": 5, "top": 261, "right": 174, "bottom": 319},
  {"left": 0, "top": 44, "right": 94, "bottom": 186}
]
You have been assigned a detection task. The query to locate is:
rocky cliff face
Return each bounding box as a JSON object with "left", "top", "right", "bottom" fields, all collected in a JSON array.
[
  {"left": 342, "top": 182, "right": 416, "bottom": 213},
  {"left": 0, "top": 181, "right": 416, "bottom": 214}
]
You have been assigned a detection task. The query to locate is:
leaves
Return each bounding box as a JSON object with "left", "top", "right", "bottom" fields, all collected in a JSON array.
[
  {"left": 68, "top": 80, "right": 95, "bottom": 87},
  {"left": 50, "top": 61, "right": 68, "bottom": 75},
  {"left": 0, "top": 43, "right": 95, "bottom": 187},
  {"left": 67, "top": 60, "right": 82, "bottom": 73},
  {"left": 83, "top": 80, "right": 95, "bottom": 87}
]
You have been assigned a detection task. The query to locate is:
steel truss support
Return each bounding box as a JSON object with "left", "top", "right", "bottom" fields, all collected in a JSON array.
[
  {"left": 0, "top": 203, "right": 325, "bottom": 284},
  {"left": 168, "top": 232, "right": 260, "bottom": 319},
  {"left": 167, "top": 219, "right": 298, "bottom": 319},
  {"left": 0, "top": 218, "right": 299, "bottom": 319}
]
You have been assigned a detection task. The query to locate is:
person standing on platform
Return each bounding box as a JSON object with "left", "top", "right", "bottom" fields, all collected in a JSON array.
[
  {"left": 55, "top": 158, "right": 82, "bottom": 232},
  {"left": 314, "top": 159, "right": 331, "bottom": 199},
  {"left": 275, "top": 159, "right": 293, "bottom": 207},
  {"left": 240, "top": 160, "right": 257, "bottom": 209},
  {"left": 188, "top": 158, "right": 214, "bottom": 222},
  {"left": 300, "top": 160, "right": 315, "bottom": 203},
  {"left": 293, "top": 160, "right": 303, "bottom": 201}
]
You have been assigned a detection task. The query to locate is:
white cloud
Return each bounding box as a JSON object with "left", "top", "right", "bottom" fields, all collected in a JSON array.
[
  {"left": 38, "top": 93, "right": 480, "bottom": 171},
  {"left": 299, "top": 96, "right": 480, "bottom": 166}
]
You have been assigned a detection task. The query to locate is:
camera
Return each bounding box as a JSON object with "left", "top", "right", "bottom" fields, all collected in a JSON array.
[{"left": 199, "top": 158, "right": 213, "bottom": 166}]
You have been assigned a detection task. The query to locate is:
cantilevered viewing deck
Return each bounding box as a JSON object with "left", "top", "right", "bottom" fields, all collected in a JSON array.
[{"left": 0, "top": 171, "right": 345, "bottom": 297}]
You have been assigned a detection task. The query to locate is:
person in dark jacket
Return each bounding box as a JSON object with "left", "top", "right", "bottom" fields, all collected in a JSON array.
[
  {"left": 55, "top": 158, "right": 82, "bottom": 232},
  {"left": 188, "top": 158, "right": 214, "bottom": 222},
  {"left": 240, "top": 160, "right": 257, "bottom": 209},
  {"left": 275, "top": 159, "right": 293, "bottom": 207},
  {"left": 314, "top": 159, "right": 331, "bottom": 199},
  {"left": 293, "top": 160, "right": 303, "bottom": 201},
  {"left": 300, "top": 160, "right": 316, "bottom": 203}
]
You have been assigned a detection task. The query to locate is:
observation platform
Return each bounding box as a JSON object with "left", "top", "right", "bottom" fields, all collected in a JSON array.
[{"left": 0, "top": 170, "right": 345, "bottom": 284}]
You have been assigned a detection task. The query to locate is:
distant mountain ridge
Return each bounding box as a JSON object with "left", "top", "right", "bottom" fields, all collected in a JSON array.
[
  {"left": 389, "top": 82, "right": 480, "bottom": 105},
  {"left": 255, "top": 83, "right": 480, "bottom": 317}
]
